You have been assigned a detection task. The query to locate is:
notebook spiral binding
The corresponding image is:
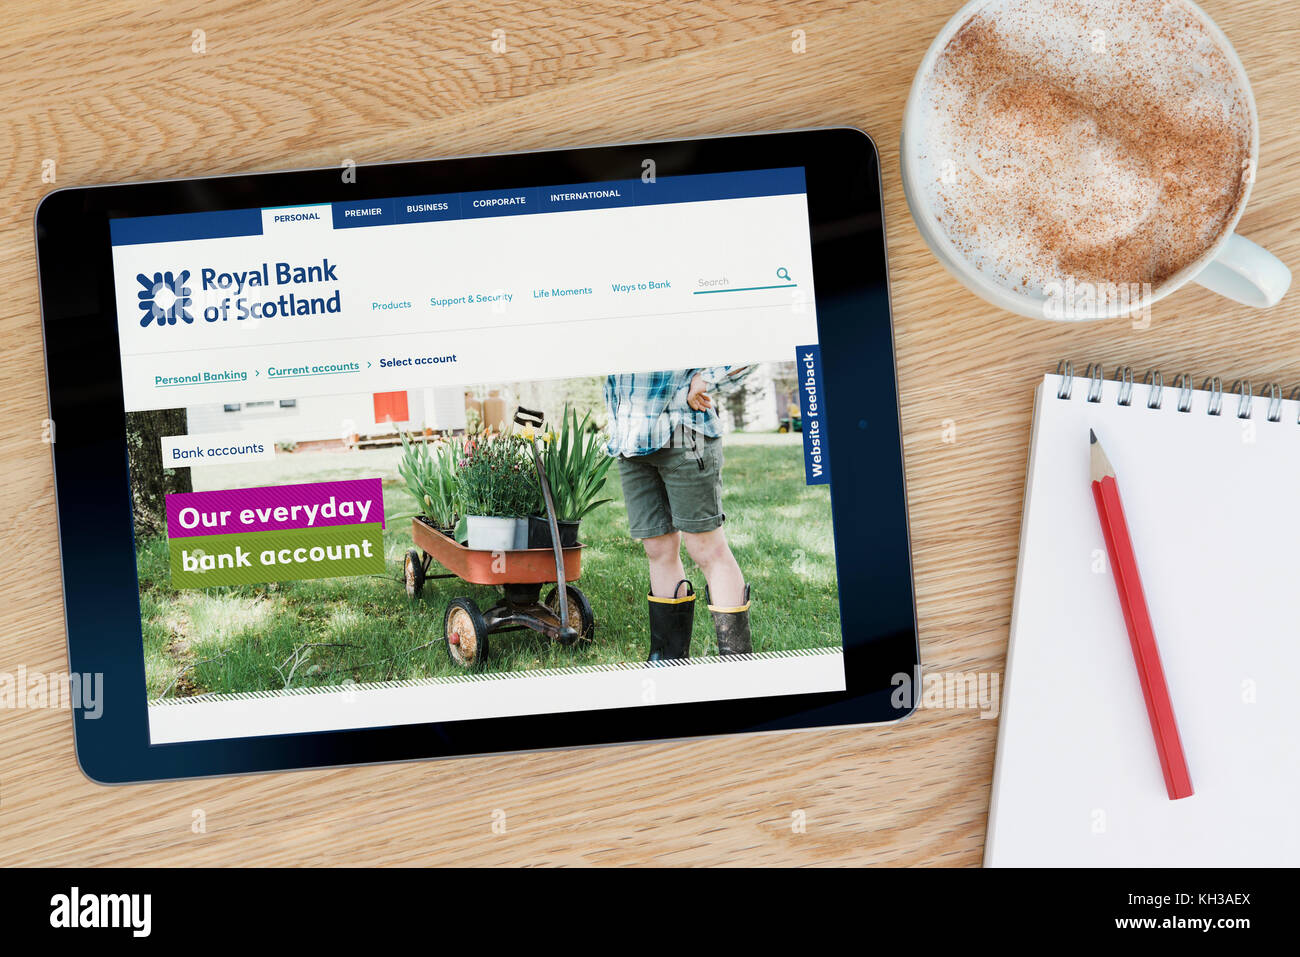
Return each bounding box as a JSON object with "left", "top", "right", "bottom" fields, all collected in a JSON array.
[{"left": 1053, "top": 359, "right": 1300, "bottom": 423}]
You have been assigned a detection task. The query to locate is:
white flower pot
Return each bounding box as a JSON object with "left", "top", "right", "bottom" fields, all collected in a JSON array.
[
  {"left": 465, "top": 515, "right": 517, "bottom": 552},
  {"left": 513, "top": 517, "right": 530, "bottom": 550}
]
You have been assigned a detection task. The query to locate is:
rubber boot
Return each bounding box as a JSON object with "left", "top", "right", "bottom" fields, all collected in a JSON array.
[
  {"left": 647, "top": 579, "right": 695, "bottom": 662},
  {"left": 707, "top": 584, "right": 752, "bottom": 656}
]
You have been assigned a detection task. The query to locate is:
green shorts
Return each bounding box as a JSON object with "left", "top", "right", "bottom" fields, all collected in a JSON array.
[{"left": 617, "top": 431, "right": 725, "bottom": 538}]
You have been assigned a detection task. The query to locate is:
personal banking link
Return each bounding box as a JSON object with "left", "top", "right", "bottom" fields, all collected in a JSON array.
[{"left": 156, "top": 370, "right": 247, "bottom": 387}]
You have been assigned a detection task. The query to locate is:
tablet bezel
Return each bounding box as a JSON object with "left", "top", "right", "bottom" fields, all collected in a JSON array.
[{"left": 35, "top": 128, "right": 919, "bottom": 783}]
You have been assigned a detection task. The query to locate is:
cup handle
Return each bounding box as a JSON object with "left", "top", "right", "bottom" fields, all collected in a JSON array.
[{"left": 1193, "top": 232, "right": 1291, "bottom": 308}]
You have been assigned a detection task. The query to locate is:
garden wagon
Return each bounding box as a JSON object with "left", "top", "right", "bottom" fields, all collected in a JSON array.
[{"left": 402, "top": 407, "right": 594, "bottom": 670}]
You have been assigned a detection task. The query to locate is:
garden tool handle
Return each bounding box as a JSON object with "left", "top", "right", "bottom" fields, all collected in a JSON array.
[
  {"left": 513, "top": 406, "right": 545, "bottom": 428},
  {"left": 514, "top": 406, "right": 569, "bottom": 632}
]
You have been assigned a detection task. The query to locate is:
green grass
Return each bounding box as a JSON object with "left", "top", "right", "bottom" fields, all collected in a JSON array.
[{"left": 137, "top": 443, "right": 842, "bottom": 698}]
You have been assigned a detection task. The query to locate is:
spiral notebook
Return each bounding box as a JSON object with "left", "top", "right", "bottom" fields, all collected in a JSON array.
[{"left": 986, "top": 362, "right": 1300, "bottom": 867}]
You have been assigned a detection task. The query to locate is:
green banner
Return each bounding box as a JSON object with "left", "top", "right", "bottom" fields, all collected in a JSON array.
[{"left": 169, "top": 522, "right": 385, "bottom": 589}]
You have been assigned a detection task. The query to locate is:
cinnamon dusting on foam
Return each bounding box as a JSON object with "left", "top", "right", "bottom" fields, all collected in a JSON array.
[{"left": 918, "top": 0, "right": 1252, "bottom": 296}]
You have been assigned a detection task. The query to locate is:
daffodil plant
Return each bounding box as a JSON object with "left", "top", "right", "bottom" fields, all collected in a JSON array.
[
  {"left": 397, "top": 430, "right": 467, "bottom": 530},
  {"left": 539, "top": 406, "right": 614, "bottom": 523}
]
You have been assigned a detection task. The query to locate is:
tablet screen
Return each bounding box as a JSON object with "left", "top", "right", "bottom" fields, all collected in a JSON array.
[{"left": 108, "top": 168, "right": 844, "bottom": 744}]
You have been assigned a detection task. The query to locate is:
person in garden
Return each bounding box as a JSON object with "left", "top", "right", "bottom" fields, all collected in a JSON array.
[{"left": 603, "top": 368, "right": 752, "bottom": 661}]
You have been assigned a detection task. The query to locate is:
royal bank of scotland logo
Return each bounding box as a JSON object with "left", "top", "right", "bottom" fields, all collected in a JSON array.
[{"left": 137, "top": 270, "right": 193, "bottom": 327}]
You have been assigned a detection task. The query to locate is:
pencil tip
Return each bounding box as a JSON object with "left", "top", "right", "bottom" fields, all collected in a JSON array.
[{"left": 1089, "top": 430, "right": 1115, "bottom": 481}]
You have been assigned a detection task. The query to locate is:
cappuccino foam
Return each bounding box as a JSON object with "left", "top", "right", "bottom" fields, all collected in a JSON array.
[{"left": 916, "top": 0, "right": 1253, "bottom": 297}]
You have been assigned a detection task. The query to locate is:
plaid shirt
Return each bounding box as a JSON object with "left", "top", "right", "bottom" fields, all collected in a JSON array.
[{"left": 604, "top": 367, "right": 730, "bottom": 457}]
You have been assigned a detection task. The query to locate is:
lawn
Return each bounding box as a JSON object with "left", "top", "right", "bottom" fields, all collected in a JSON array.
[{"left": 138, "top": 440, "right": 842, "bottom": 699}]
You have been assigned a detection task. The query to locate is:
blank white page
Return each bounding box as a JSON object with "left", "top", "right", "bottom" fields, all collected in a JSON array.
[{"left": 985, "top": 373, "right": 1300, "bottom": 866}]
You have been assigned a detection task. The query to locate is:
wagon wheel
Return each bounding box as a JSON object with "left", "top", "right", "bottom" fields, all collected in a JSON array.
[
  {"left": 545, "top": 585, "right": 594, "bottom": 645},
  {"left": 444, "top": 598, "right": 489, "bottom": 670},
  {"left": 403, "top": 548, "right": 425, "bottom": 599}
]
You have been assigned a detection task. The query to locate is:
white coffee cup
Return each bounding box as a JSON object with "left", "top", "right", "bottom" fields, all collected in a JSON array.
[{"left": 900, "top": 0, "right": 1291, "bottom": 320}]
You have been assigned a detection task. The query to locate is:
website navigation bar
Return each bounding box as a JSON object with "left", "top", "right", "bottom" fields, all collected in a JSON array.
[{"left": 110, "top": 168, "right": 805, "bottom": 245}]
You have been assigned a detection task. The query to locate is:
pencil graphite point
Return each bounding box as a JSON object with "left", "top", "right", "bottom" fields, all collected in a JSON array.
[{"left": 1090, "top": 429, "right": 1115, "bottom": 482}]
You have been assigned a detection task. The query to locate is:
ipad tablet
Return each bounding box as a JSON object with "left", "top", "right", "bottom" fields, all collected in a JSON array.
[{"left": 35, "top": 128, "right": 918, "bottom": 783}]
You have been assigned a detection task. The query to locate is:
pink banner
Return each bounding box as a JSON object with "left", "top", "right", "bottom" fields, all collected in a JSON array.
[{"left": 165, "top": 478, "right": 385, "bottom": 539}]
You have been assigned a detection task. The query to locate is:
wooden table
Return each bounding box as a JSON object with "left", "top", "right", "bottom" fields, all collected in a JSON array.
[{"left": 1, "top": 0, "right": 1295, "bottom": 867}]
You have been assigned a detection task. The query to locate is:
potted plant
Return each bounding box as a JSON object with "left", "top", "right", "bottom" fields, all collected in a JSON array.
[
  {"left": 397, "top": 430, "right": 461, "bottom": 535},
  {"left": 458, "top": 435, "right": 541, "bottom": 551},
  {"left": 527, "top": 406, "right": 615, "bottom": 549}
]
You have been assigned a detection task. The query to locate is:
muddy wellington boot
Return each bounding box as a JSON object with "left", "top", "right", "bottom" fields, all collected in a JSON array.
[
  {"left": 707, "top": 584, "right": 752, "bottom": 656},
  {"left": 646, "top": 580, "right": 696, "bottom": 662}
]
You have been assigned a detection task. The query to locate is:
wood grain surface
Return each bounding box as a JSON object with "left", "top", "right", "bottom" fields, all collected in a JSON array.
[{"left": 1, "top": 0, "right": 1296, "bottom": 867}]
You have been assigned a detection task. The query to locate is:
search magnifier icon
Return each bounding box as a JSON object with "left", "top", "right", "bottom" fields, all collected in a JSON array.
[{"left": 776, "top": 267, "right": 791, "bottom": 282}]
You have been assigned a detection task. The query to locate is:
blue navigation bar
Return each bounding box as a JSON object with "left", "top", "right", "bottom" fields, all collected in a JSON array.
[
  {"left": 109, "top": 207, "right": 264, "bottom": 247},
  {"left": 634, "top": 168, "right": 804, "bottom": 206},
  {"left": 110, "top": 166, "right": 805, "bottom": 246}
]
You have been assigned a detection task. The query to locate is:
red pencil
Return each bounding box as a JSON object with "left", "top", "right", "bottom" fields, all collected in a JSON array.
[{"left": 1090, "top": 429, "right": 1194, "bottom": 801}]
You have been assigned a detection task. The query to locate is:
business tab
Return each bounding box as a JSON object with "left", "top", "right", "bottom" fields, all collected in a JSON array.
[{"left": 395, "top": 193, "right": 461, "bottom": 225}]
